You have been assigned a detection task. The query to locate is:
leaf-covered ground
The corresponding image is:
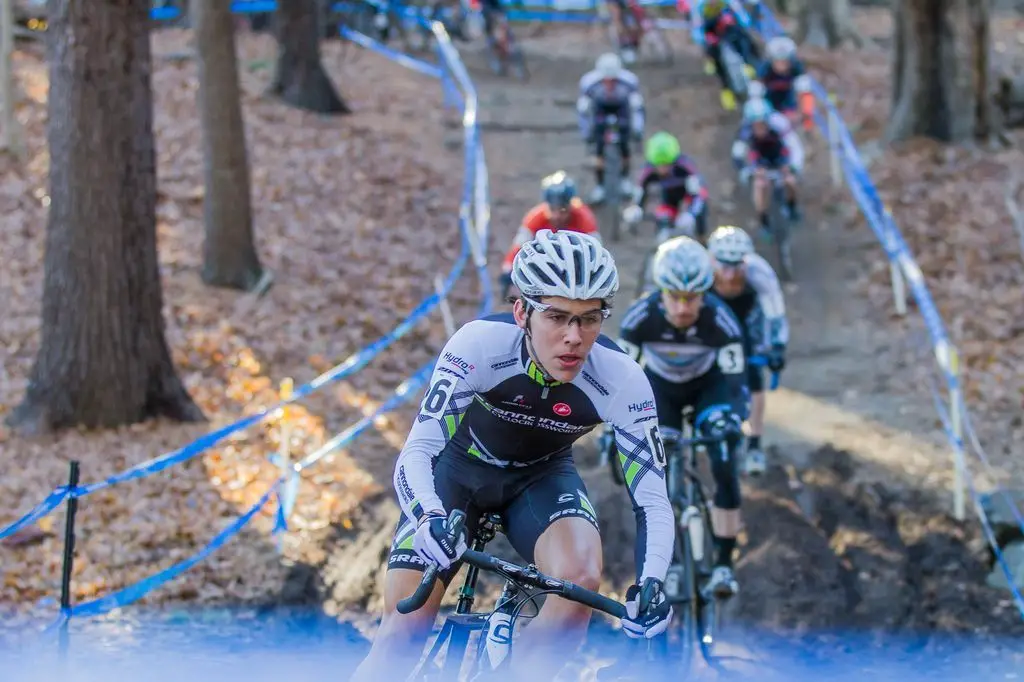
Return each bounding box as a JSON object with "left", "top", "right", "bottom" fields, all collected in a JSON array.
[{"left": 0, "top": 29, "right": 478, "bottom": 615}]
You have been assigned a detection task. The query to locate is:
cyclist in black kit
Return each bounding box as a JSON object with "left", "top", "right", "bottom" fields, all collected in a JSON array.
[
  {"left": 601, "top": 235, "right": 747, "bottom": 598},
  {"left": 350, "top": 230, "right": 675, "bottom": 682}
]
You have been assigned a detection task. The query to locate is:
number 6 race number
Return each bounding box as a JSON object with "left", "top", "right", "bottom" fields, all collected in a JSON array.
[{"left": 422, "top": 377, "right": 455, "bottom": 417}]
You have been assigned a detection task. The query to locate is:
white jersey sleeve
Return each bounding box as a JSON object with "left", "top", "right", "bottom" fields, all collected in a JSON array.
[
  {"left": 745, "top": 253, "right": 789, "bottom": 345},
  {"left": 599, "top": 354, "right": 674, "bottom": 583},
  {"left": 393, "top": 322, "right": 482, "bottom": 522}
]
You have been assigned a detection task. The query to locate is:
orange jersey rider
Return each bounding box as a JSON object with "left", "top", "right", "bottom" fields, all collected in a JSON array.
[{"left": 499, "top": 171, "right": 600, "bottom": 297}]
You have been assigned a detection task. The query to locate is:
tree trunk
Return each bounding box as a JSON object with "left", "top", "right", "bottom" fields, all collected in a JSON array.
[
  {"left": 268, "top": 0, "right": 349, "bottom": 114},
  {"left": 7, "top": 0, "right": 203, "bottom": 435},
  {"left": 192, "top": 0, "right": 264, "bottom": 290},
  {"left": 887, "top": 0, "right": 991, "bottom": 144},
  {"left": 795, "top": 0, "right": 863, "bottom": 48}
]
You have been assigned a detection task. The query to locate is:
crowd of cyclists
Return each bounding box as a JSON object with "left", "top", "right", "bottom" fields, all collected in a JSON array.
[{"left": 350, "top": 2, "right": 814, "bottom": 679}]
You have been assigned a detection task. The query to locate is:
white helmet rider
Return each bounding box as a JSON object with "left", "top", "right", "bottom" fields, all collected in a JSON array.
[
  {"left": 766, "top": 36, "right": 797, "bottom": 63},
  {"left": 742, "top": 97, "right": 772, "bottom": 124},
  {"left": 511, "top": 229, "right": 619, "bottom": 304},
  {"left": 707, "top": 225, "right": 755, "bottom": 265},
  {"left": 595, "top": 52, "right": 623, "bottom": 80},
  {"left": 652, "top": 236, "right": 715, "bottom": 293}
]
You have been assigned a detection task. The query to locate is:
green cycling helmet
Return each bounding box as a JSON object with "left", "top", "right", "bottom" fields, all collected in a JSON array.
[{"left": 645, "top": 132, "right": 681, "bottom": 166}]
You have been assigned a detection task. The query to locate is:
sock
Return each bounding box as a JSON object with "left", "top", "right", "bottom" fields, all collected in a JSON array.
[
  {"left": 595, "top": 168, "right": 605, "bottom": 186},
  {"left": 748, "top": 435, "right": 761, "bottom": 450},
  {"left": 786, "top": 197, "right": 797, "bottom": 211},
  {"left": 622, "top": 158, "right": 630, "bottom": 178},
  {"left": 759, "top": 212, "right": 770, "bottom": 228},
  {"left": 715, "top": 536, "right": 737, "bottom": 568}
]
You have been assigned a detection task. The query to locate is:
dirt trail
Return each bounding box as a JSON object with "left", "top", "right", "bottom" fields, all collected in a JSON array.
[{"left": 307, "top": 26, "right": 1024, "bottom": 659}]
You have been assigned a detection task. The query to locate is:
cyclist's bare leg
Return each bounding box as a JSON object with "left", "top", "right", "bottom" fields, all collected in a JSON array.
[
  {"left": 748, "top": 390, "right": 765, "bottom": 443},
  {"left": 349, "top": 568, "right": 446, "bottom": 682},
  {"left": 508, "top": 517, "right": 603, "bottom": 677},
  {"left": 711, "top": 507, "right": 742, "bottom": 546},
  {"left": 752, "top": 169, "right": 769, "bottom": 226},
  {"left": 782, "top": 170, "right": 798, "bottom": 204}
]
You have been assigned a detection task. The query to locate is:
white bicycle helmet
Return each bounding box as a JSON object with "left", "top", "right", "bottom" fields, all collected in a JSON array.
[
  {"left": 595, "top": 52, "right": 622, "bottom": 79},
  {"left": 767, "top": 36, "right": 797, "bottom": 62},
  {"left": 511, "top": 229, "right": 619, "bottom": 303},
  {"left": 652, "top": 236, "right": 715, "bottom": 293},
  {"left": 707, "top": 225, "right": 754, "bottom": 265},
  {"left": 743, "top": 97, "right": 771, "bottom": 123}
]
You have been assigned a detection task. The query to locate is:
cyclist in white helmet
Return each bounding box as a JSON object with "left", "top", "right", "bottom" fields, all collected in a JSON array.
[
  {"left": 706, "top": 225, "right": 788, "bottom": 475},
  {"left": 601, "top": 236, "right": 748, "bottom": 599},
  {"left": 749, "top": 36, "right": 815, "bottom": 131},
  {"left": 351, "top": 230, "right": 674, "bottom": 682},
  {"left": 577, "top": 52, "right": 645, "bottom": 205},
  {"left": 732, "top": 97, "right": 804, "bottom": 232}
]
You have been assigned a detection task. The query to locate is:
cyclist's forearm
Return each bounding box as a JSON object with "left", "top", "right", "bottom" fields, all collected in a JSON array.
[
  {"left": 630, "top": 478, "right": 674, "bottom": 583},
  {"left": 394, "top": 447, "right": 444, "bottom": 522}
]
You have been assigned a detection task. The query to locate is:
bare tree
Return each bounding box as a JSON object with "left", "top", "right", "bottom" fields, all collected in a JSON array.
[
  {"left": 795, "top": 0, "right": 864, "bottom": 48},
  {"left": 268, "top": 0, "right": 349, "bottom": 114},
  {"left": 8, "top": 0, "right": 202, "bottom": 435},
  {"left": 192, "top": 0, "right": 265, "bottom": 290},
  {"left": 887, "top": 0, "right": 992, "bottom": 143}
]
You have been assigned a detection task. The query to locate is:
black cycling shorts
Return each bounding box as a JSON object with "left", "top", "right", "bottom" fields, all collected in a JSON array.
[
  {"left": 387, "top": 450, "right": 598, "bottom": 583},
  {"left": 645, "top": 368, "right": 742, "bottom": 510},
  {"left": 593, "top": 116, "right": 632, "bottom": 161}
]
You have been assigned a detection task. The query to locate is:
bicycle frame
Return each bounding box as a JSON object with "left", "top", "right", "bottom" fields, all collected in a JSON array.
[
  {"left": 404, "top": 512, "right": 626, "bottom": 681},
  {"left": 661, "top": 412, "right": 729, "bottom": 663}
]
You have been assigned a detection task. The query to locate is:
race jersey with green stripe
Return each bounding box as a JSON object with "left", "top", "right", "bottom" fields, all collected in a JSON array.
[{"left": 393, "top": 312, "right": 675, "bottom": 582}]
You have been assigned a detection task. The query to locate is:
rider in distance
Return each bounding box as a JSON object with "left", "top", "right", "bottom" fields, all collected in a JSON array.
[
  {"left": 499, "top": 171, "right": 600, "bottom": 299},
  {"left": 706, "top": 225, "right": 788, "bottom": 475},
  {"left": 732, "top": 97, "right": 805, "bottom": 232},
  {"left": 624, "top": 132, "right": 709, "bottom": 244},
  {"left": 698, "top": 0, "right": 761, "bottom": 111},
  {"left": 603, "top": 236, "right": 749, "bottom": 598},
  {"left": 750, "top": 36, "right": 815, "bottom": 131},
  {"left": 577, "top": 52, "right": 646, "bottom": 205},
  {"left": 350, "top": 230, "right": 674, "bottom": 682}
]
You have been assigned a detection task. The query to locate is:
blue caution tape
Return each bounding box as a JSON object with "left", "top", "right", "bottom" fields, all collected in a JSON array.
[
  {"left": 751, "top": 4, "right": 1023, "bottom": 611},
  {"left": 338, "top": 25, "right": 444, "bottom": 79},
  {"left": 69, "top": 484, "right": 280, "bottom": 618},
  {"left": 0, "top": 487, "right": 69, "bottom": 541},
  {"left": 150, "top": 0, "right": 278, "bottom": 20}
]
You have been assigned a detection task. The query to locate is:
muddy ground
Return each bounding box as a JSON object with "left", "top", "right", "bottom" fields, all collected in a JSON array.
[{"left": 282, "top": 24, "right": 1024, "bottom": 671}]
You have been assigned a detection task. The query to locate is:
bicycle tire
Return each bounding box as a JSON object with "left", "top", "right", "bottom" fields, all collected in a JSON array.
[
  {"left": 604, "top": 145, "right": 623, "bottom": 243},
  {"left": 770, "top": 187, "right": 794, "bottom": 282},
  {"left": 722, "top": 43, "right": 748, "bottom": 101}
]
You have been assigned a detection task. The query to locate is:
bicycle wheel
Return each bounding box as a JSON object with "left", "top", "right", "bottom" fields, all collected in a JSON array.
[
  {"left": 506, "top": 29, "right": 530, "bottom": 82},
  {"left": 770, "top": 187, "right": 794, "bottom": 282},
  {"left": 722, "top": 43, "right": 748, "bottom": 101},
  {"left": 604, "top": 146, "right": 623, "bottom": 243}
]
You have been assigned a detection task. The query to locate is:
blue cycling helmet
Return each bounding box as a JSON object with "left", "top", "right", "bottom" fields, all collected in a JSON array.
[{"left": 541, "top": 171, "right": 577, "bottom": 209}]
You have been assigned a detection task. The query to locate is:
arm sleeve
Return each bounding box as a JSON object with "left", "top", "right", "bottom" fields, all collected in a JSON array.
[
  {"left": 774, "top": 114, "right": 805, "bottom": 171},
  {"left": 745, "top": 253, "right": 789, "bottom": 345},
  {"left": 602, "top": 365, "right": 674, "bottom": 583},
  {"left": 393, "top": 325, "right": 481, "bottom": 523}
]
